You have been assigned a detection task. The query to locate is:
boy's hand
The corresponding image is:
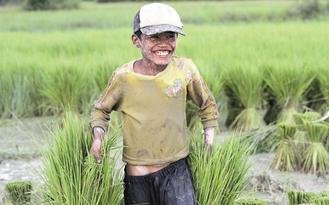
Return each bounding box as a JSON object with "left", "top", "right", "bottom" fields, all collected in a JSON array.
[
  {"left": 204, "top": 127, "right": 215, "bottom": 154},
  {"left": 91, "top": 127, "right": 105, "bottom": 163}
]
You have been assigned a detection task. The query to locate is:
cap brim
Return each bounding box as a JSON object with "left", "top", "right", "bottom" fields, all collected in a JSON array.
[{"left": 140, "top": 25, "right": 185, "bottom": 36}]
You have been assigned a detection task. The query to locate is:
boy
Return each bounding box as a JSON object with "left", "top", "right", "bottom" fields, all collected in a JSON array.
[{"left": 90, "top": 3, "right": 218, "bottom": 205}]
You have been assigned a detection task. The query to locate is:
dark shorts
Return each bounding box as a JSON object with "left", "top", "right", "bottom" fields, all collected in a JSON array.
[{"left": 124, "top": 158, "right": 196, "bottom": 205}]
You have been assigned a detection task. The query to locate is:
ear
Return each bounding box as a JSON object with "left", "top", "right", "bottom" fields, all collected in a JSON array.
[{"left": 132, "top": 34, "right": 141, "bottom": 48}]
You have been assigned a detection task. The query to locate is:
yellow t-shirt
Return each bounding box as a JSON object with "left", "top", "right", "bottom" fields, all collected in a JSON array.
[{"left": 90, "top": 56, "right": 218, "bottom": 165}]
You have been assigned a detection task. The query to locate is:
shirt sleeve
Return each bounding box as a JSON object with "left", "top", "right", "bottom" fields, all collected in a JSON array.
[
  {"left": 90, "top": 71, "right": 122, "bottom": 132},
  {"left": 186, "top": 60, "right": 219, "bottom": 128}
]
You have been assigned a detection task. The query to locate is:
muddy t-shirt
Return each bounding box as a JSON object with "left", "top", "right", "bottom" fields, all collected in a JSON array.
[{"left": 90, "top": 56, "right": 219, "bottom": 165}]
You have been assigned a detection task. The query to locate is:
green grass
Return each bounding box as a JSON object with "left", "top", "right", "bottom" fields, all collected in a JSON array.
[{"left": 0, "top": 1, "right": 298, "bottom": 32}]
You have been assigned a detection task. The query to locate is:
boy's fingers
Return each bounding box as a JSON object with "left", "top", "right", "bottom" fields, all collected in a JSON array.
[
  {"left": 91, "top": 147, "right": 102, "bottom": 163},
  {"left": 94, "top": 152, "right": 102, "bottom": 163},
  {"left": 204, "top": 144, "right": 212, "bottom": 155}
]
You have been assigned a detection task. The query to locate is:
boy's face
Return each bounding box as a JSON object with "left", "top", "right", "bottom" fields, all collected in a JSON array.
[{"left": 132, "top": 32, "right": 178, "bottom": 66}]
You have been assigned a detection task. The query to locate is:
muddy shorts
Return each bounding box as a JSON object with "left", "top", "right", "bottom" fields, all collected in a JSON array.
[{"left": 124, "top": 158, "right": 196, "bottom": 205}]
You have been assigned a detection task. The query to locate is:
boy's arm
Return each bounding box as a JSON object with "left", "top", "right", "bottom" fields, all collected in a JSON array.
[
  {"left": 90, "top": 72, "right": 122, "bottom": 161},
  {"left": 186, "top": 61, "right": 219, "bottom": 148},
  {"left": 90, "top": 72, "right": 122, "bottom": 132}
]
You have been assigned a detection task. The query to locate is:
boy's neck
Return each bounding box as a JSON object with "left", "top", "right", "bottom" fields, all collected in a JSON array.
[{"left": 134, "top": 59, "right": 168, "bottom": 76}]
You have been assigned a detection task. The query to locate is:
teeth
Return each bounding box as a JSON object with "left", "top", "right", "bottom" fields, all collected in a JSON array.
[{"left": 155, "top": 51, "right": 169, "bottom": 56}]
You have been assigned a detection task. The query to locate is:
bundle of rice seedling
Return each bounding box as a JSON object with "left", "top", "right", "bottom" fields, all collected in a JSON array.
[
  {"left": 235, "top": 197, "right": 268, "bottom": 205},
  {"left": 5, "top": 181, "right": 32, "bottom": 205},
  {"left": 287, "top": 190, "right": 317, "bottom": 205},
  {"left": 271, "top": 123, "right": 300, "bottom": 171},
  {"left": 292, "top": 111, "right": 322, "bottom": 145},
  {"left": 43, "top": 112, "right": 123, "bottom": 204},
  {"left": 312, "top": 196, "right": 329, "bottom": 205},
  {"left": 264, "top": 65, "right": 314, "bottom": 123},
  {"left": 223, "top": 66, "right": 265, "bottom": 131},
  {"left": 189, "top": 131, "right": 250, "bottom": 205},
  {"left": 303, "top": 122, "right": 329, "bottom": 174},
  {"left": 293, "top": 112, "right": 322, "bottom": 126}
]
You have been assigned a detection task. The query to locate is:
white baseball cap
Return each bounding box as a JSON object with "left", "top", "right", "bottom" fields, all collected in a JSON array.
[{"left": 133, "top": 3, "right": 185, "bottom": 36}]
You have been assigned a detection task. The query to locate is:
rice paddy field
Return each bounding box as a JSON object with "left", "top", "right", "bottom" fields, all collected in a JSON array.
[{"left": 1, "top": 0, "right": 329, "bottom": 204}]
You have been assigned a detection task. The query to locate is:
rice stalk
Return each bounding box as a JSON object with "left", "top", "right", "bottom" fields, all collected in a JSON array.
[
  {"left": 293, "top": 111, "right": 322, "bottom": 127},
  {"left": 287, "top": 190, "right": 317, "bottom": 205},
  {"left": 317, "top": 67, "right": 329, "bottom": 112},
  {"left": 189, "top": 130, "right": 250, "bottom": 205},
  {"left": 235, "top": 197, "right": 268, "bottom": 205},
  {"left": 302, "top": 122, "right": 329, "bottom": 174},
  {"left": 40, "top": 63, "right": 92, "bottom": 115},
  {"left": 264, "top": 65, "right": 315, "bottom": 123},
  {"left": 312, "top": 196, "right": 329, "bottom": 205},
  {"left": 43, "top": 112, "right": 123, "bottom": 204},
  {"left": 303, "top": 142, "right": 329, "bottom": 174},
  {"left": 223, "top": 66, "right": 265, "bottom": 131},
  {"left": 0, "top": 64, "right": 43, "bottom": 118},
  {"left": 5, "top": 181, "right": 32, "bottom": 205},
  {"left": 271, "top": 123, "right": 300, "bottom": 171},
  {"left": 304, "top": 122, "right": 329, "bottom": 143},
  {"left": 241, "top": 125, "right": 278, "bottom": 153}
]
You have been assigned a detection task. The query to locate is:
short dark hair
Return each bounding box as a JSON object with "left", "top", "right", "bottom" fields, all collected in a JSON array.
[{"left": 134, "top": 30, "right": 142, "bottom": 38}]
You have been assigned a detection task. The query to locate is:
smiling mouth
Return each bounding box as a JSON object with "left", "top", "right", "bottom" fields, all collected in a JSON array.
[{"left": 154, "top": 50, "right": 171, "bottom": 57}]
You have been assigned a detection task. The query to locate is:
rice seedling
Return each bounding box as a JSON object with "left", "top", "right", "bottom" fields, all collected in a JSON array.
[
  {"left": 5, "top": 181, "right": 32, "bottom": 205},
  {"left": 264, "top": 64, "right": 315, "bottom": 124},
  {"left": 317, "top": 66, "right": 329, "bottom": 112},
  {"left": 223, "top": 65, "right": 265, "bottom": 132},
  {"left": 271, "top": 123, "right": 300, "bottom": 171},
  {"left": 40, "top": 62, "right": 92, "bottom": 115},
  {"left": 287, "top": 190, "right": 317, "bottom": 205},
  {"left": 189, "top": 129, "right": 250, "bottom": 205},
  {"left": 241, "top": 125, "right": 278, "bottom": 153},
  {"left": 312, "top": 196, "right": 329, "bottom": 205},
  {"left": 235, "top": 197, "right": 268, "bottom": 205},
  {"left": 0, "top": 64, "right": 44, "bottom": 118},
  {"left": 302, "top": 122, "right": 329, "bottom": 174},
  {"left": 294, "top": 112, "right": 322, "bottom": 126},
  {"left": 42, "top": 112, "right": 123, "bottom": 205}
]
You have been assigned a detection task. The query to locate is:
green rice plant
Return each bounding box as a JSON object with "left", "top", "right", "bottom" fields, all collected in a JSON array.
[
  {"left": 271, "top": 123, "right": 300, "bottom": 171},
  {"left": 294, "top": 112, "right": 322, "bottom": 126},
  {"left": 43, "top": 112, "right": 123, "bottom": 204},
  {"left": 40, "top": 63, "right": 92, "bottom": 115},
  {"left": 223, "top": 66, "right": 265, "bottom": 132},
  {"left": 264, "top": 65, "right": 315, "bottom": 124},
  {"left": 0, "top": 64, "right": 43, "bottom": 118},
  {"left": 5, "top": 181, "right": 32, "bottom": 205},
  {"left": 235, "top": 197, "right": 268, "bottom": 205},
  {"left": 287, "top": 190, "right": 317, "bottom": 205},
  {"left": 189, "top": 130, "right": 250, "bottom": 205},
  {"left": 317, "top": 67, "right": 329, "bottom": 112},
  {"left": 303, "top": 122, "right": 329, "bottom": 174},
  {"left": 312, "top": 196, "right": 329, "bottom": 205},
  {"left": 241, "top": 125, "right": 278, "bottom": 153}
]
